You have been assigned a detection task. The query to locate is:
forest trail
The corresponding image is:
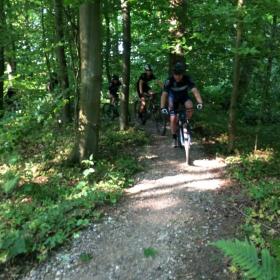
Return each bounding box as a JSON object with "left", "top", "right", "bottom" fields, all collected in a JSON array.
[{"left": 22, "top": 122, "right": 241, "bottom": 280}]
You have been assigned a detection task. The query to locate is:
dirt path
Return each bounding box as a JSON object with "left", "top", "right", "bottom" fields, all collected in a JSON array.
[{"left": 21, "top": 122, "right": 241, "bottom": 280}]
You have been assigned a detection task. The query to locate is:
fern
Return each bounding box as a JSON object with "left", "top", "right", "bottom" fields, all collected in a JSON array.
[{"left": 214, "top": 239, "right": 280, "bottom": 280}]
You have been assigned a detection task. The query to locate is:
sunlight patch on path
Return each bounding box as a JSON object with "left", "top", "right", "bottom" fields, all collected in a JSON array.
[
  {"left": 127, "top": 159, "right": 227, "bottom": 196},
  {"left": 192, "top": 158, "right": 226, "bottom": 168}
]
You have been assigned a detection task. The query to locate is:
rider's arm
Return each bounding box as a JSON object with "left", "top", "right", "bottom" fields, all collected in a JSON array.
[
  {"left": 191, "top": 87, "right": 203, "bottom": 105},
  {"left": 139, "top": 79, "right": 144, "bottom": 94}
]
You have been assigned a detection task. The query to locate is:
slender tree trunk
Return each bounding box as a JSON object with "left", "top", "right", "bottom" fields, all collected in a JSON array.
[
  {"left": 120, "top": 0, "right": 131, "bottom": 130},
  {"left": 0, "top": 0, "right": 5, "bottom": 113},
  {"left": 53, "top": 0, "right": 71, "bottom": 122},
  {"left": 254, "top": 15, "right": 277, "bottom": 151},
  {"left": 5, "top": 1, "right": 16, "bottom": 87},
  {"left": 238, "top": 58, "right": 255, "bottom": 105},
  {"left": 64, "top": 6, "right": 80, "bottom": 127},
  {"left": 168, "top": 0, "right": 187, "bottom": 74},
  {"left": 112, "top": 12, "right": 120, "bottom": 71},
  {"left": 104, "top": 1, "right": 111, "bottom": 83},
  {"left": 76, "top": 0, "right": 102, "bottom": 162},
  {"left": 228, "top": 0, "right": 244, "bottom": 153},
  {"left": 41, "top": 6, "right": 51, "bottom": 76}
]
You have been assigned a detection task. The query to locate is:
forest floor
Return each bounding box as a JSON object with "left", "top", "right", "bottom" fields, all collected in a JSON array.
[{"left": 19, "top": 120, "right": 244, "bottom": 280}]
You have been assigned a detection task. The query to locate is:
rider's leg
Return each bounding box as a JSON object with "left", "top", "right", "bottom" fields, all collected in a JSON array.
[
  {"left": 148, "top": 90, "right": 155, "bottom": 101},
  {"left": 161, "top": 91, "right": 168, "bottom": 109},
  {"left": 170, "top": 114, "right": 177, "bottom": 135},
  {"left": 110, "top": 94, "right": 114, "bottom": 105},
  {"left": 168, "top": 94, "right": 178, "bottom": 146},
  {"left": 140, "top": 96, "right": 146, "bottom": 113}
]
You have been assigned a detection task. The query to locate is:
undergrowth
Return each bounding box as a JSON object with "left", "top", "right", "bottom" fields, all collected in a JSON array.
[
  {"left": 198, "top": 106, "right": 280, "bottom": 279},
  {"left": 214, "top": 141, "right": 280, "bottom": 279},
  {"left": 0, "top": 107, "right": 147, "bottom": 265}
]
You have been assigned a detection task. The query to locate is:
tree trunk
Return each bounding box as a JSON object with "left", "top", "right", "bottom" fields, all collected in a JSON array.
[
  {"left": 228, "top": 0, "right": 244, "bottom": 153},
  {"left": 104, "top": 0, "right": 111, "bottom": 83},
  {"left": 53, "top": 0, "right": 71, "bottom": 122},
  {"left": 112, "top": 11, "right": 120, "bottom": 72},
  {"left": 254, "top": 15, "right": 277, "bottom": 151},
  {"left": 76, "top": 0, "right": 102, "bottom": 162},
  {"left": 64, "top": 6, "right": 80, "bottom": 127},
  {"left": 168, "top": 0, "right": 187, "bottom": 74},
  {"left": 41, "top": 6, "right": 51, "bottom": 76},
  {"left": 0, "top": 0, "right": 5, "bottom": 113},
  {"left": 120, "top": 0, "right": 131, "bottom": 130}
]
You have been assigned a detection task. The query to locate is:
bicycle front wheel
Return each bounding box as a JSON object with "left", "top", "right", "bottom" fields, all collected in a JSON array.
[
  {"left": 183, "top": 127, "right": 191, "bottom": 165},
  {"left": 178, "top": 125, "right": 191, "bottom": 164}
]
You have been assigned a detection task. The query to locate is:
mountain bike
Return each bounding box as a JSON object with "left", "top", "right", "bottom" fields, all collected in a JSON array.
[{"left": 134, "top": 93, "right": 167, "bottom": 135}]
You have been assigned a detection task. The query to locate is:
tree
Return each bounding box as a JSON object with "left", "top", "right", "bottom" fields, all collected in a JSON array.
[
  {"left": 53, "top": 0, "right": 71, "bottom": 123},
  {"left": 76, "top": 0, "right": 102, "bottom": 162},
  {"left": 41, "top": 6, "right": 51, "bottom": 76},
  {"left": 103, "top": 0, "right": 112, "bottom": 83},
  {"left": 0, "top": 0, "right": 4, "bottom": 113},
  {"left": 119, "top": 0, "right": 131, "bottom": 130},
  {"left": 168, "top": 0, "right": 187, "bottom": 72},
  {"left": 228, "top": 0, "right": 244, "bottom": 153}
]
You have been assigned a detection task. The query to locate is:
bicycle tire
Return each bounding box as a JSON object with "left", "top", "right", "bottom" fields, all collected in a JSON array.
[
  {"left": 178, "top": 123, "right": 191, "bottom": 164},
  {"left": 184, "top": 127, "right": 191, "bottom": 165},
  {"left": 177, "top": 125, "right": 184, "bottom": 148}
]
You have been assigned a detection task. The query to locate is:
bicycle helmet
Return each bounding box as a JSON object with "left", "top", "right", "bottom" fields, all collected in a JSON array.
[
  {"left": 173, "top": 62, "right": 186, "bottom": 75},
  {"left": 144, "top": 64, "right": 152, "bottom": 71}
]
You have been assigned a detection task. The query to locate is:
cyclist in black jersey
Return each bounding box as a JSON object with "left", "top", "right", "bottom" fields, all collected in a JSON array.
[
  {"left": 161, "top": 62, "right": 203, "bottom": 147},
  {"left": 136, "top": 64, "right": 162, "bottom": 122}
]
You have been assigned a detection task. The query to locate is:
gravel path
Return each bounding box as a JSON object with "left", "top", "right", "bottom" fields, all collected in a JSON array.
[{"left": 20, "top": 122, "right": 241, "bottom": 280}]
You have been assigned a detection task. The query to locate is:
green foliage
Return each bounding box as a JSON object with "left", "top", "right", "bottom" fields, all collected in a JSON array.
[
  {"left": 79, "top": 252, "right": 93, "bottom": 263},
  {"left": 143, "top": 247, "right": 158, "bottom": 258},
  {"left": 214, "top": 239, "right": 280, "bottom": 280},
  {"left": 0, "top": 123, "right": 147, "bottom": 264},
  {"left": 223, "top": 149, "right": 280, "bottom": 278},
  {"left": 100, "top": 127, "right": 149, "bottom": 158},
  {"left": 0, "top": 171, "right": 20, "bottom": 194}
]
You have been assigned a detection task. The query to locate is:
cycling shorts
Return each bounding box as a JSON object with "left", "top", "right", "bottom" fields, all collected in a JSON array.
[{"left": 168, "top": 91, "right": 191, "bottom": 116}]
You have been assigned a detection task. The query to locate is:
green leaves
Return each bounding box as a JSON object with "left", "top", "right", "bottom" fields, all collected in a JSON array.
[
  {"left": 214, "top": 239, "right": 280, "bottom": 280},
  {"left": 143, "top": 247, "right": 158, "bottom": 258},
  {"left": 0, "top": 231, "right": 28, "bottom": 263},
  {"left": 79, "top": 252, "right": 93, "bottom": 263},
  {"left": 1, "top": 172, "right": 20, "bottom": 194}
]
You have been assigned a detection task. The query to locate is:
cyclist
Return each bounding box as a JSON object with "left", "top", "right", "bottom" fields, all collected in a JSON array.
[
  {"left": 160, "top": 62, "right": 203, "bottom": 147},
  {"left": 109, "top": 74, "right": 122, "bottom": 105},
  {"left": 136, "top": 64, "right": 159, "bottom": 123}
]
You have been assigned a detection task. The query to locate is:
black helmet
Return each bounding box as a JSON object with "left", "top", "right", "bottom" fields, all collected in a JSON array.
[
  {"left": 112, "top": 74, "right": 119, "bottom": 80},
  {"left": 173, "top": 62, "right": 186, "bottom": 75},
  {"left": 144, "top": 64, "right": 152, "bottom": 71}
]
